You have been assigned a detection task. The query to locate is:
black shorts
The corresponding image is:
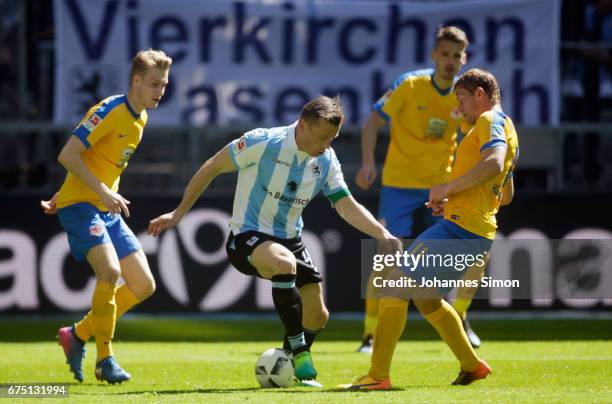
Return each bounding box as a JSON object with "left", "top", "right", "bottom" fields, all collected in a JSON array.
[{"left": 226, "top": 230, "right": 322, "bottom": 289}]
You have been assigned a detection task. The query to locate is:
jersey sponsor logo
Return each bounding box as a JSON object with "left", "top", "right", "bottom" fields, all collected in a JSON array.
[
  {"left": 117, "top": 145, "right": 136, "bottom": 168},
  {"left": 246, "top": 236, "right": 259, "bottom": 246},
  {"left": 233, "top": 137, "right": 246, "bottom": 155},
  {"left": 89, "top": 223, "right": 104, "bottom": 237},
  {"left": 426, "top": 118, "right": 448, "bottom": 139},
  {"left": 417, "top": 105, "right": 429, "bottom": 110},
  {"left": 262, "top": 185, "right": 309, "bottom": 207}
]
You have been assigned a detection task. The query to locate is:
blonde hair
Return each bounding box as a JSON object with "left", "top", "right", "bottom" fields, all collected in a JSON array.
[
  {"left": 130, "top": 49, "right": 172, "bottom": 80},
  {"left": 454, "top": 68, "right": 501, "bottom": 105}
]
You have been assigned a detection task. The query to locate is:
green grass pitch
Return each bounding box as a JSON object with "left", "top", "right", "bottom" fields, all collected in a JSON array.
[{"left": 0, "top": 316, "right": 610, "bottom": 403}]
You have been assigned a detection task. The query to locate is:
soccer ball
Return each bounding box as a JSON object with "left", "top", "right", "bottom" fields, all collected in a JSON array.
[{"left": 255, "top": 348, "right": 295, "bottom": 388}]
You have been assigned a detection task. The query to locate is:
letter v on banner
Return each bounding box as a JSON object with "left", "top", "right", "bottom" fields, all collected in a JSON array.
[{"left": 65, "top": 0, "right": 120, "bottom": 60}]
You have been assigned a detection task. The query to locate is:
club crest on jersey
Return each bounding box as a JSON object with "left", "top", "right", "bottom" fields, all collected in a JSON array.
[
  {"left": 89, "top": 223, "right": 104, "bottom": 237},
  {"left": 233, "top": 138, "right": 246, "bottom": 154},
  {"left": 312, "top": 164, "right": 321, "bottom": 178}
]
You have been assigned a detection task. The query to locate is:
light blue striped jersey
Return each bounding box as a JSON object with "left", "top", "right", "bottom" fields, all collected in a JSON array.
[{"left": 228, "top": 122, "right": 350, "bottom": 239}]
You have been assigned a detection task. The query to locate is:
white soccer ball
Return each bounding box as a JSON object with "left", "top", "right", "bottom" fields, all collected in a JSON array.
[{"left": 255, "top": 348, "right": 295, "bottom": 388}]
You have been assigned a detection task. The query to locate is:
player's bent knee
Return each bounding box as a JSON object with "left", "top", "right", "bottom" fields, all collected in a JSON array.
[
  {"left": 97, "top": 266, "right": 121, "bottom": 284},
  {"left": 413, "top": 298, "right": 442, "bottom": 315}
]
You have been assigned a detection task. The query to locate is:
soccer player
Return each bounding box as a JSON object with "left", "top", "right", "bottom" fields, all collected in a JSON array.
[
  {"left": 355, "top": 26, "right": 482, "bottom": 353},
  {"left": 147, "top": 96, "right": 402, "bottom": 387},
  {"left": 40, "top": 49, "right": 172, "bottom": 384},
  {"left": 341, "top": 68, "right": 518, "bottom": 390}
]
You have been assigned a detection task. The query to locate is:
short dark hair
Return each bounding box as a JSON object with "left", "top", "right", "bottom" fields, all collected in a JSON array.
[
  {"left": 454, "top": 68, "right": 501, "bottom": 105},
  {"left": 300, "top": 95, "right": 344, "bottom": 126},
  {"left": 435, "top": 26, "right": 469, "bottom": 49}
]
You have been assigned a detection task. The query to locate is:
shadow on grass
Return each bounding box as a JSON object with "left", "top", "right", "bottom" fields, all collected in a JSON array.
[{"left": 1, "top": 318, "right": 611, "bottom": 342}]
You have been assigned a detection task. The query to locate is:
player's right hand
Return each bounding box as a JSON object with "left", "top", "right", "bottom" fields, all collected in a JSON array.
[
  {"left": 148, "top": 211, "right": 179, "bottom": 236},
  {"left": 101, "top": 189, "right": 131, "bottom": 218},
  {"left": 355, "top": 162, "right": 377, "bottom": 190}
]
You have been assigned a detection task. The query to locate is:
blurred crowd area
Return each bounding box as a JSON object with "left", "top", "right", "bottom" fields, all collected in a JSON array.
[{"left": 0, "top": 0, "right": 611, "bottom": 193}]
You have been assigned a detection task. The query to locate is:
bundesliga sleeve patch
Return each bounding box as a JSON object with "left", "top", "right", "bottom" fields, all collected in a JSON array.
[
  {"left": 233, "top": 137, "right": 246, "bottom": 155},
  {"left": 82, "top": 113, "right": 102, "bottom": 132}
]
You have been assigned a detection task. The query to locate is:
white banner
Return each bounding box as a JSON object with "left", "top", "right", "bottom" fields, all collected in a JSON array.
[{"left": 54, "top": 0, "right": 560, "bottom": 127}]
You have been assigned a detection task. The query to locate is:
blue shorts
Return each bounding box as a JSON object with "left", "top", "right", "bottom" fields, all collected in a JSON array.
[
  {"left": 57, "top": 203, "right": 141, "bottom": 262},
  {"left": 378, "top": 186, "right": 439, "bottom": 238},
  {"left": 403, "top": 219, "right": 493, "bottom": 296}
]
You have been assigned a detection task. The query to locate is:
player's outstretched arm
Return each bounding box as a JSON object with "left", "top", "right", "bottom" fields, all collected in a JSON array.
[
  {"left": 355, "top": 111, "right": 386, "bottom": 190},
  {"left": 58, "top": 136, "right": 131, "bottom": 216},
  {"left": 334, "top": 195, "right": 402, "bottom": 254},
  {"left": 147, "top": 144, "right": 236, "bottom": 236}
]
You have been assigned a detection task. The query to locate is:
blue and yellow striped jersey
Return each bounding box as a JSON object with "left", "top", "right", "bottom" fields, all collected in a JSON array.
[
  {"left": 375, "top": 68, "right": 464, "bottom": 189},
  {"left": 57, "top": 95, "right": 148, "bottom": 211}
]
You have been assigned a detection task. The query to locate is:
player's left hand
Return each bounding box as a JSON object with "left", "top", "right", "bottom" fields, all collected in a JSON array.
[
  {"left": 428, "top": 183, "right": 451, "bottom": 205},
  {"left": 147, "top": 211, "right": 180, "bottom": 236},
  {"left": 40, "top": 192, "right": 59, "bottom": 215}
]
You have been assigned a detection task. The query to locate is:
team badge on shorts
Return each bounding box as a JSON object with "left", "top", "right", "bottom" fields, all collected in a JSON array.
[
  {"left": 246, "top": 236, "right": 259, "bottom": 246},
  {"left": 89, "top": 223, "right": 104, "bottom": 236}
]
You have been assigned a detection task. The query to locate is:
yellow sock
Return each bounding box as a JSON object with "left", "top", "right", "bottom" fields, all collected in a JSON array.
[
  {"left": 452, "top": 298, "right": 472, "bottom": 320},
  {"left": 364, "top": 297, "right": 379, "bottom": 338},
  {"left": 75, "top": 285, "right": 141, "bottom": 342},
  {"left": 91, "top": 281, "right": 117, "bottom": 361},
  {"left": 368, "top": 298, "right": 408, "bottom": 381},
  {"left": 423, "top": 300, "right": 480, "bottom": 371},
  {"left": 453, "top": 263, "right": 486, "bottom": 319}
]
